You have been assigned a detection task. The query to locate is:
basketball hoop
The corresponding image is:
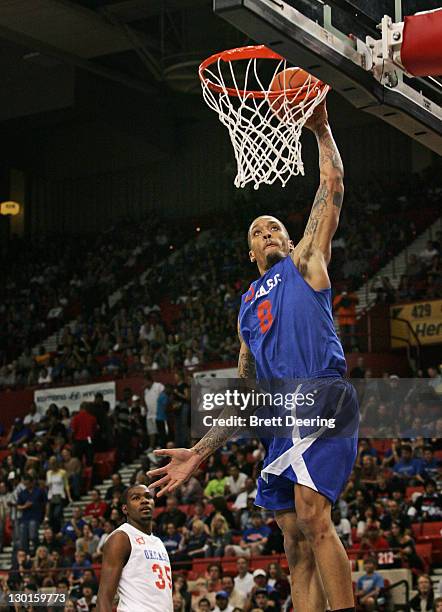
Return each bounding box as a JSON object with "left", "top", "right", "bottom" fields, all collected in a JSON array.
[{"left": 199, "top": 45, "right": 330, "bottom": 189}]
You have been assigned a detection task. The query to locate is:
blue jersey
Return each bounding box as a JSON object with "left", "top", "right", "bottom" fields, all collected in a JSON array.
[{"left": 239, "top": 255, "right": 346, "bottom": 380}]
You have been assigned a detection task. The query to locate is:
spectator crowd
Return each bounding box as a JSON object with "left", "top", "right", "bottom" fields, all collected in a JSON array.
[
  {"left": 1, "top": 171, "right": 441, "bottom": 391},
  {"left": 0, "top": 372, "right": 440, "bottom": 610}
]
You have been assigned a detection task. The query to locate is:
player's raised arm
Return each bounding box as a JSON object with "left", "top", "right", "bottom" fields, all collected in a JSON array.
[
  {"left": 300, "top": 103, "right": 344, "bottom": 266},
  {"left": 96, "top": 531, "right": 130, "bottom": 612},
  {"left": 146, "top": 323, "right": 256, "bottom": 497}
]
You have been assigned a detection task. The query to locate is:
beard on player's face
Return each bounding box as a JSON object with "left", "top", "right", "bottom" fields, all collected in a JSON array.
[{"left": 264, "top": 249, "right": 286, "bottom": 270}]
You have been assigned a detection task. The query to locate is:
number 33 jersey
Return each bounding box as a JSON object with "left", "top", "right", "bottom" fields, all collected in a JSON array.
[
  {"left": 239, "top": 255, "right": 346, "bottom": 381},
  {"left": 114, "top": 523, "right": 173, "bottom": 612}
]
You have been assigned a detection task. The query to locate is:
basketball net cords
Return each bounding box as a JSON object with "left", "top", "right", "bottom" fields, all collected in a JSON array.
[{"left": 201, "top": 57, "right": 329, "bottom": 189}]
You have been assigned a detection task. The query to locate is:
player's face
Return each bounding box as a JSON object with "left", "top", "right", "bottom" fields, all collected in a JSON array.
[
  {"left": 124, "top": 486, "right": 155, "bottom": 522},
  {"left": 248, "top": 216, "right": 293, "bottom": 272}
]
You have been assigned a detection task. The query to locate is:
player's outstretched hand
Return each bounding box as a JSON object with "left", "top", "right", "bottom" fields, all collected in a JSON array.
[{"left": 146, "top": 448, "right": 202, "bottom": 497}]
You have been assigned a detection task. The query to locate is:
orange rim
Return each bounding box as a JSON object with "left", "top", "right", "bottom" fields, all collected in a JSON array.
[{"left": 198, "top": 44, "right": 327, "bottom": 99}]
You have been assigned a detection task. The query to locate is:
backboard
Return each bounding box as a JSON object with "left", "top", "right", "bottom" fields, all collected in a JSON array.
[{"left": 214, "top": 0, "right": 442, "bottom": 154}]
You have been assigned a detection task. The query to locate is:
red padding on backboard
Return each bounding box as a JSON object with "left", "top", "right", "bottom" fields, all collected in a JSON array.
[{"left": 401, "top": 9, "right": 442, "bottom": 76}]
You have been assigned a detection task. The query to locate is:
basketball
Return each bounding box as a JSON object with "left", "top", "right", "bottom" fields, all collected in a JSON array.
[{"left": 269, "top": 67, "right": 323, "bottom": 121}]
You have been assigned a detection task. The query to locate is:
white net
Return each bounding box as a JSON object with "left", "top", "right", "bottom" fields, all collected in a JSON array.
[{"left": 200, "top": 48, "right": 329, "bottom": 190}]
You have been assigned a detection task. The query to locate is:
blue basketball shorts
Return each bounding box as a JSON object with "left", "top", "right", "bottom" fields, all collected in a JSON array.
[{"left": 254, "top": 377, "right": 359, "bottom": 511}]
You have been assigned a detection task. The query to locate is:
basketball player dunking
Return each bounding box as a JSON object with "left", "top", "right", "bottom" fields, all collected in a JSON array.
[
  {"left": 96, "top": 485, "right": 173, "bottom": 612},
  {"left": 147, "top": 102, "right": 358, "bottom": 612}
]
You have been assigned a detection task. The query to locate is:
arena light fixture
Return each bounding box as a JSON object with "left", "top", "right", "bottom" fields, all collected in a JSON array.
[{"left": 0, "top": 201, "right": 21, "bottom": 216}]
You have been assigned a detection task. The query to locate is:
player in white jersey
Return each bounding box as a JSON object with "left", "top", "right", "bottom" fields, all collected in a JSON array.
[{"left": 96, "top": 484, "right": 173, "bottom": 612}]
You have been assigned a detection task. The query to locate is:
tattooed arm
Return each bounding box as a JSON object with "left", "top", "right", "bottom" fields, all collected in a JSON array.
[
  {"left": 146, "top": 322, "right": 256, "bottom": 495},
  {"left": 292, "top": 103, "right": 344, "bottom": 289}
]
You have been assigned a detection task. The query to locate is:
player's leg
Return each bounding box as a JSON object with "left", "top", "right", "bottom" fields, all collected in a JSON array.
[
  {"left": 275, "top": 510, "right": 327, "bottom": 612},
  {"left": 294, "top": 484, "right": 354, "bottom": 610}
]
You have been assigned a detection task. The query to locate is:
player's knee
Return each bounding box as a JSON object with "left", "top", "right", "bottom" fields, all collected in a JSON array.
[
  {"left": 296, "top": 508, "right": 332, "bottom": 546},
  {"left": 284, "top": 534, "right": 314, "bottom": 570}
]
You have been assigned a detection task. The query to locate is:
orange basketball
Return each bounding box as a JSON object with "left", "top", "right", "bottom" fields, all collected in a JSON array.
[{"left": 269, "top": 67, "right": 323, "bottom": 121}]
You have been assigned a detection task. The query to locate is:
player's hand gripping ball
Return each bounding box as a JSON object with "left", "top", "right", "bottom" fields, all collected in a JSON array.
[{"left": 269, "top": 67, "right": 325, "bottom": 123}]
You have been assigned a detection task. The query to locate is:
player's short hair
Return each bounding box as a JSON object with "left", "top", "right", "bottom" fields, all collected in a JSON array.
[
  {"left": 121, "top": 484, "right": 151, "bottom": 506},
  {"left": 121, "top": 485, "right": 138, "bottom": 505},
  {"left": 247, "top": 215, "right": 289, "bottom": 248}
]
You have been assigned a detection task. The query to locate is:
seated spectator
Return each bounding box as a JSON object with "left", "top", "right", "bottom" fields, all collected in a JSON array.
[
  {"left": 332, "top": 507, "right": 352, "bottom": 548},
  {"left": 225, "top": 464, "right": 248, "bottom": 500},
  {"left": 40, "top": 527, "right": 62, "bottom": 554},
  {"left": 70, "top": 550, "right": 92, "bottom": 581},
  {"left": 23, "top": 403, "right": 42, "bottom": 428},
  {"left": 196, "top": 597, "right": 211, "bottom": 612},
  {"left": 172, "top": 574, "right": 192, "bottom": 612},
  {"left": 245, "top": 569, "right": 281, "bottom": 611},
  {"left": 360, "top": 526, "right": 389, "bottom": 552},
  {"left": 104, "top": 494, "right": 123, "bottom": 521},
  {"left": 356, "top": 505, "right": 380, "bottom": 540},
  {"left": 204, "top": 467, "right": 227, "bottom": 499},
  {"left": 213, "top": 590, "right": 234, "bottom": 612},
  {"left": 161, "top": 522, "right": 183, "bottom": 559},
  {"left": 94, "top": 519, "right": 116, "bottom": 561},
  {"left": 104, "top": 473, "right": 125, "bottom": 501},
  {"left": 75, "top": 582, "right": 97, "bottom": 611},
  {"left": 185, "top": 501, "right": 210, "bottom": 533},
  {"left": 174, "top": 520, "right": 209, "bottom": 562},
  {"left": 32, "top": 546, "right": 53, "bottom": 584},
  {"left": 89, "top": 515, "right": 104, "bottom": 537},
  {"left": 61, "top": 506, "right": 86, "bottom": 543},
  {"left": 356, "top": 455, "right": 379, "bottom": 491},
  {"left": 392, "top": 444, "right": 423, "bottom": 482},
  {"left": 408, "top": 478, "right": 442, "bottom": 521},
  {"left": 386, "top": 522, "right": 411, "bottom": 567},
  {"left": 208, "top": 513, "right": 232, "bottom": 557},
  {"left": 225, "top": 512, "right": 271, "bottom": 558},
  {"left": 232, "top": 477, "right": 257, "bottom": 512},
  {"left": 380, "top": 499, "right": 411, "bottom": 533},
  {"left": 180, "top": 472, "right": 204, "bottom": 504},
  {"left": 355, "top": 557, "right": 385, "bottom": 612},
  {"left": 220, "top": 575, "right": 246, "bottom": 610},
  {"left": 189, "top": 565, "right": 221, "bottom": 609},
  {"left": 231, "top": 449, "right": 254, "bottom": 477},
  {"left": 6, "top": 418, "right": 33, "bottom": 447},
  {"left": 252, "top": 587, "right": 279, "bottom": 611},
  {"left": 409, "top": 574, "right": 434, "bottom": 611},
  {"left": 38, "top": 366, "right": 52, "bottom": 385},
  {"left": 8, "top": 549, "right": 33, "bottom": 589},
  {"left": 157, "top": 496, "right": 187, "bottom": 535},
  {"left": 267, "top": 562, "right": 290, "bottom": 602},
  {"left": 84, "top": 489, "right": 108, "bottom": 520},
  {"left": 75, "top": 523, "right": 100, "bottom": 557},
  {"left": 420, "top": 446, "right": 440, "bottom": 479}
]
